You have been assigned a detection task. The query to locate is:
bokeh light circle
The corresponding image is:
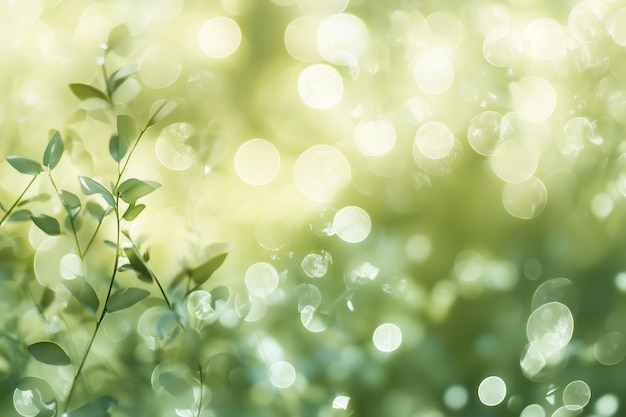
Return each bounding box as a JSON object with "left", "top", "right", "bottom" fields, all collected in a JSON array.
[
  {"left": 333, "top": 206, "right": 371, "bottom": 243},
  {"left": 298, "top": 64, "right": 344, "bottom": 109},
  {"left": 245, "top": 262, "right": 279, "bottom": 298},
  {"left": 414, "top": 121, "right": 455, "bottom": 160},
  {"left": 284, "top": 16, "right": 322, "bottom": 62},
  {"left": 317, "top": 13, "right": 368, "bottom": 66},
  {"left": 155, "top": 122, "right": 195, "bottom": 171},
  {"left": 234, "top": 139, "right": 281, "bottom": 186},
  {"left": 354, "top": 120, "right": 397, "bottom": 156},
  {"left": 270, "top": 361, "right": 296, "bottom": 388},
  {"left": 509, "top": 77, "right": 556, "bottom": 122},
  {"left": 199, "top": 17, "right": 242, "bottom": 59},
  {"left": 139, "top": 44, "right": 182, "bottom": 89},
  {"left": 478, "top": 376, "right": 506, "bottom": 406},
  {"left": 502, "top": 177, "right": 547, "bottom": 219},
  {"left": 294, "top": 144, "right": 351, "bottom": 202},
  {"left": 414, "top": 51, "right": 454, "bottom": 95},
  {"left": 526, "top": 301, "right": 574, "bottom": 357},
  {"left": 373, "top": 323, "right": 403, "bottom": 352}
]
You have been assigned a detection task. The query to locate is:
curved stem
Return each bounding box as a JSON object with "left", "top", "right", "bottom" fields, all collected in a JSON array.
[{"left": 0, "top": 176, "right": 37, "bottom": 226}]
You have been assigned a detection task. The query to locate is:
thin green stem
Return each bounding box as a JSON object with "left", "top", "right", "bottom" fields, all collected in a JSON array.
[
  {"left": 123, "top": 232, "right": 175, "bottom": 311},
  {"left": 63, "top": 200, "right": 121, "bottom": 412},
  {"left": 64, "top": 318, "right": 102, "bottom": 411},
  {"left": 48, "top": 174, "right": 83, "bottom": 258},
  {"left": 82, "top": 218, "right": 104, "bottom": 255},
  {"left": 153, "top": 271, "right": 173, "bottom": 310},
  {"left": 0, "top": 176, "right": 37, "bottom": 226},
  {"left": 197, "top": 363, "right": 203, "bottom": 417},
  {"left": 116, "top": 126, "right": 148, "bottom": 189},
  {"left": 100, "top": 58, "right": 113, "bottom": 108}
]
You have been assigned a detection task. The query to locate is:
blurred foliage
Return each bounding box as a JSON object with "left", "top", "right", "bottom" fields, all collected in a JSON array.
[{"left": 2, "top": 0, "right": 626, "bottom": 417}]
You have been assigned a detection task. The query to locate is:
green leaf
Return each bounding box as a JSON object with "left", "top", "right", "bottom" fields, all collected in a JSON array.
[
  {"left": 117, "top": 114, "right": 135, "bottom": 146},
  {"left": 60, "top": 190, "right": 81, "bottom": 218},
  {"left": 18, "top": 193, "right": 50, "bottom": 207},
  {"left": 69, "top": 83, "right": 108, "bottom": 102},
  {"left": 6, "top": 209, "right": 32, "bottom": 222},
  {"left": 0, "top": 201, "right": 5, "bottom": 212},
  {"left": 117, "top": 178, "right": 160, "bottom": 205},
  {"left": 27, "top": 342, "right": 72, "bottom": 366},
  {"left": 106, "top": 287, "right": 150, "bottom": 312},
  {"left": 79, "top": 176, "right": 116, "bottom": 207},
  {"left": 43, "top": 131, "right": 63, "bottom": 170},
  {"left": 106, "top": 23, "right": 129, "bottom": 52},
  {"left": 64, "top": 396, "right": 117, "bottom": 417},
  {"left": 86, "top": 201, "right": 105, "bottom": 221},
  {"left": 190, "top": 243, "right": 233, "bottom": 285},
  {"left": 108, "top": 63, "right": 139, "bottom": 94},
  {"left": 30, "top": 214, "right": 61, "bottom": 236},
  {"left": 6, "top": 156, "right": 42, "bottom": 176},
  {"left": 108, "top": 135, "right": 124, "bottom": 163},
  {"left": 117, "top": 263, "right": 133, "bottom": 272},
  {"left": 159, "top": 372, "right": 194, "bottom": 407},
  {"left": 63, "top": 279, "right": 100, "bottom": 315},
  {"left": 210, "top": 285, "right": 230, "bottom": 308},
  {"left": 103, "top": 240, "right": 117, "bottom": 248},
  {"left": 123, "top": 246, "right": 152, "bottom": 283},
  {"left": 122, "top": 203, "right": 145, "bottom": 221},
  {"left": 64, "top": 213, "right": 83, "bottom": 232},
  {"left": 15, "top": 377, "right": 57, "bottom": 415},
  {"left": 108, "top": 115, "right": 134, "bottom": 163},
  {"left": 39, "top": 286, "right": 55, "bottom": 311},
  {"left": 146, "top": 100, "right": 177, "bottom": 127}
]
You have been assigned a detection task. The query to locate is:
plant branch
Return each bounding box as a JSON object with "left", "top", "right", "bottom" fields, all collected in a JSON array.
[
  {"left": 0, "top": 175, "right": 37, "bottom": 226},
  {"left": 83, "top": 218, "right": 104, "bottom": 255},
  {"left": 116, "top": 126, "right": 148, "bottom": 189},
  {"left": 64, "top": 199, "right": 121, "bottom": 411}
]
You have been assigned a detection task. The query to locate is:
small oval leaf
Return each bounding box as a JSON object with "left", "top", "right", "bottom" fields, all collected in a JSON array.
[
  {"left": 190, "top": 243, "right": 234, "bottom": 285},
  {"left": 117, "top": 178, "right": 160, "bottom": 205},
  {"left": 106, "top": 287, "right": 150, "bottom": 312},
  {"left": 63, "top": 279, "right": 100, "bottom": 315},
  {"left": 39, "top": 286, "right": 55, "bottom": 311},
  {"left": 60, "top": 190, "right": 81, "bottom": 218},
  {"left": 43, "top": 131, "right": 64, "bottom": 170},
  {"left": 6, "top": 156, "right": 42, "bottom": 176},
  {"left": 106, "top": 23, "right": 129, "bottom": 52},
  {"left": 159, "top": 372, "right": 194, "bottom": 407},
  {"left": 117, "top": 115, "right": 135, "bottom": 149},
  {"left": 122, "top": 203, "right": 145, "bottom": 221},
  {"left": 108, "top": 63, "right": 139, "bottom": 94},
  {"left": 18, "top": 193, "right": 50, "bottom": 207},
  {"left": 30, "top": 214, "right": 61, "bottom": 236},
  {"left": 108, "top": 135, "right": 126, "bottom": 163},
  {"left": 27, "top": 342, "right": 72, "bottom": 366},
  {"left": 64, "top": 395, "right": 117, "bottom": 417},
  {"left": 86, "top": 201, "right": 106, "bottom": 221},
  {"left": 123, "top": 246, "right": 153, "bottom": 283},
  {"left": 146, "top": 100, "right": 177, "bottom": 127},
  {"left": 69, "top": 83, "right": 108, "bottom": 102},
  {"left": 79, "top": 176, "right": 116, "bottom": 207},
  {"left": 7, "top": 209, "right": 33, "bottom": 222}
]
